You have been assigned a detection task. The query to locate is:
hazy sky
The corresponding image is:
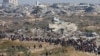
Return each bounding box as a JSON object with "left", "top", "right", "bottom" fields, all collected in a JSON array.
[{"left": 0, "top": 0, "right": 100, "bottom": 5}]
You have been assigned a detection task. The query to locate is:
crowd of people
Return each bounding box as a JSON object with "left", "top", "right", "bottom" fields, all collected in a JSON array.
[
  {"left": 0, "top": 31, "right": 100, "bottom": 55},
  {"left": 7, "top": 33, "right": 100, "bottom": 54}
]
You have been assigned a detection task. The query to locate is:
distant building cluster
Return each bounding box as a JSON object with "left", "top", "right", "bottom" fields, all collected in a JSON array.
[
  {"left": 0, "top": 0, "right": 100, "bottom": 17},
  {"left": 3, "top": 0, "right": 18, "bottom": 8}
]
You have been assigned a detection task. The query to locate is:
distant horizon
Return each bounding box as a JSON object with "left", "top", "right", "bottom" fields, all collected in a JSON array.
[{"left": 0, "top": 0, "right": 100, "bottom": 5}]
